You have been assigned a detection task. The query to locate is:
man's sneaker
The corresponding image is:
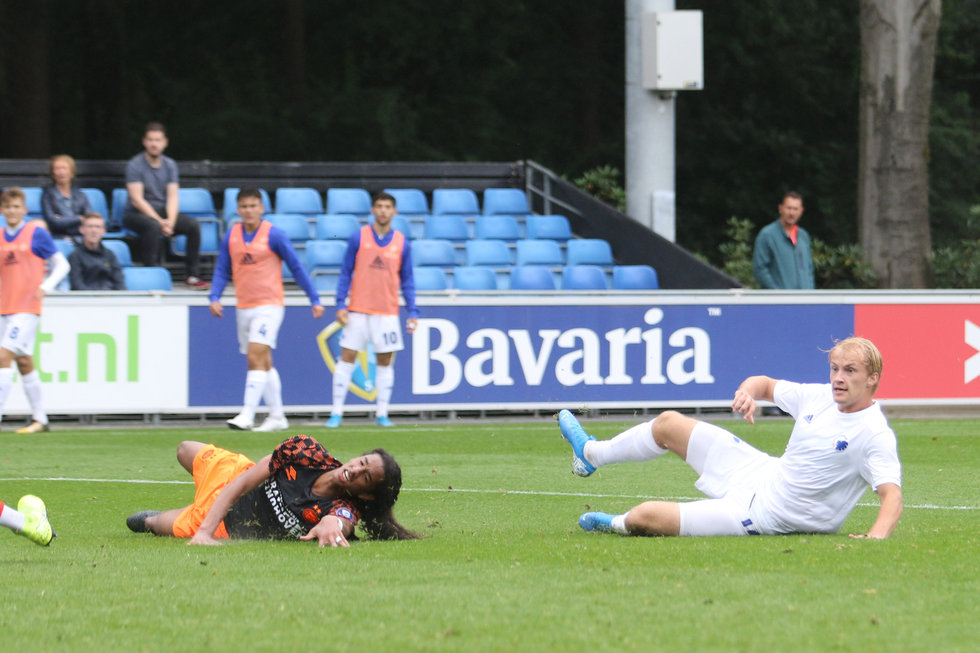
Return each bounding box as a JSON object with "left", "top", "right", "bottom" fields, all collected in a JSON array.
[
  {"left": 579, "top": 511, "right": 615, "bottom": 533},
  {"left": 558, "top": 409, "right": 596, "bottom": 477},
  {"left": 254, "top": 415, "right": 289, "bottom": 432},
  {"left": 184, "top": 276, "right": 210, "bottom": 290},
  {"left": 325, "top": 414, "right": 343, "bottom": 428},
  {"left": 226, "top": 413, "right": 254, "bottom": 431},
  {"left": 14, "top": 421, "right": 50, "bottom": 434},
  {"left": 126, "top": 510, "right": 161, "bottom": 533},
  {"left": 17, "top": 495, "right": 54, "bottom": 546},
  {"left": 375, "top": 416, "right": 395, "bottom": 427}
]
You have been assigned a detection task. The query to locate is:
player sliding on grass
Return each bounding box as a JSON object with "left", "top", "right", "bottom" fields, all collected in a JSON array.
[
  {"left": 126, "top": 435, "right": 419, "bottom": 545},
  {"left": 559, "top": 337, "right": 903, "bottom": 539}
]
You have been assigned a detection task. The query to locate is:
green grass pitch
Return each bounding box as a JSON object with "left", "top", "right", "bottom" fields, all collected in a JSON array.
[{"left": 1, "top": 416, "right": 977, "bottom": 652}]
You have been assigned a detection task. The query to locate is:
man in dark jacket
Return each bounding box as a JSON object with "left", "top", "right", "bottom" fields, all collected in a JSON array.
[{"left": 68, "top": 213, "right": 126, "bottom": 290}]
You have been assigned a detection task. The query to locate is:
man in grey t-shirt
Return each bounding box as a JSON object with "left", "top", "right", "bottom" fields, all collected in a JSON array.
[{"left": 124, "top": 121, "right": 209, "bottom": 289}]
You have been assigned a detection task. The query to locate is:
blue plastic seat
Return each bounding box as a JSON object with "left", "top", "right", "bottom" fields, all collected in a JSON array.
[
  {"left": 172, "top": 188, "right": 221, "bottom": 257},
  {"left": 305, "top": 239, "right": 348, "bottom": 292},
  {"left": 80, "top": 188, "right": 110, "bottom": 221},
  {"left": 509, "top": 265, "right": 556, "bottom": 290},
  {"left": 474, "top": 215, "right": 521, "bottom": 242},
  {"left": 515, "top": 239, "right": 564, "bottom": 267},
  {"left": 110, "top": 188, "right": 129, "bottom": 231},
  {"left": 482, "top": 188, "right": 530, "bottom": 217},
  {"left": 316, "top": 214, "right": 361, "bottom": 241},
  {"left": 21, "top": 187, "right": 43, "bottom": 219},
  {"left": 431, "top": 188, "right": 480, "bottom": 216},
  {"left": 274, "top": 187, "right": 323, "bottom": 216},
  {"left": 453, "top": 266, "right": 497, "bottom": 290},
  {"left": 53, "top": 239, "right": 75, "bottom": 258},
  {"left": 123, "top": 266, "right": 172, "bottom": 291},
  {"left": 223, "top": 187, "right": 272, "bottom": 223},
  {"left": 525, "top": 215, "right": 572, "bottom": 242},
  {"left": 103, "top": 239, "right": 133, "bottom": 267},
  {"left": 566, "top": 238, "right": 614, "bottom": 267},
  {"left": 465, "top": 239, "right": 512, "bottom": 267},
  {"left": 413, "top": 267, "right": 449, "bottom": 291},
  {"left": 326, "top": 188, "right": 372, "bottom": 219},
  {"left": 612, "top": 265, "right": 660, "bottom": 290},
  {"left": 268, "top": 213, "right": 313, "bottom": 243},
  {"left": 383, "top": 188, "right": 429, "bottom": 217},
  {"left": 562, "top": 265, "right": 608, "bottom": 290},
  {"left": 412, "top": 239, "right": 456, "bottom": 269},
  {"left": 424, "top": 215, "right": 469, "bottom": 242}
]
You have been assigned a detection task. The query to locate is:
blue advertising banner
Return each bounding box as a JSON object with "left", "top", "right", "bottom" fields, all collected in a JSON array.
[{"left": 189, "top": 302, "right": 854, "bottom": 409}]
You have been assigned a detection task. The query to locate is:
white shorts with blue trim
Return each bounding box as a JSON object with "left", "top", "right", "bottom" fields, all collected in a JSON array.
[
  {"left": 235, "top": 305, "right": 284, "bottom": 354},
  {"left": 339, "top": 312, "right": 404, "bottom": 354},
  {"left": 0, "top": 313, "right": 40, "bottom": 358}
]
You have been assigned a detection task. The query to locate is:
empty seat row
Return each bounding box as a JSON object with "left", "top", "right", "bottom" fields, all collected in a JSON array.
[
  {"left": 412, "top": 238, "right": 614, "bottom": 269},
  {"left": 406, "top": 265, "right": 660, "bottom": 291}
]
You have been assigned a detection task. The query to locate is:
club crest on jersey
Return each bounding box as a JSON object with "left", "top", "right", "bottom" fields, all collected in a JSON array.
[
  {"left": 316, "top": 320, "right": 378, "bottom": 401},
  {"left": 835, "top": 439, "right": 849, "bottom": 452}
]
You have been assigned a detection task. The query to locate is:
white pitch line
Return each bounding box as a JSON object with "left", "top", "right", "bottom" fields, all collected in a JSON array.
[{"left": 2, "top": 477, "right": 977, "bottom": 511}]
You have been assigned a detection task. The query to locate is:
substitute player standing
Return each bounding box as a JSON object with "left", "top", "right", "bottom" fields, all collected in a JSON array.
[
  {"left": 0, "top": 187, "right": 71, "bottom": 434},
  {"left": 210, "top": 188, "right": 324, "bottom": 432},
  {"left": 326, "top": 191, "right": 417, "bottom": 427}
]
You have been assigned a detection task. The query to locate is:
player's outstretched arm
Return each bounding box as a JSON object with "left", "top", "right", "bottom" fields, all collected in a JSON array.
[
  {"left": 849, "top": 482, "right": 902, "bottom": 540},
  {"left": 732, "top": 375, "right": 778, "bottom": 424},
  {"left": 189, "top": 455, "right": 273, "bottom": 545}
]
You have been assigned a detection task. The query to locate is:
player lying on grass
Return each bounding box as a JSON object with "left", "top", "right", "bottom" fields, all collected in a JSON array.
[
  {"left": 559, "top": 337, "right": 903, "bottom": 539},
  {"left": 126, "top": 435, "right": 419, "bottom": 545}
]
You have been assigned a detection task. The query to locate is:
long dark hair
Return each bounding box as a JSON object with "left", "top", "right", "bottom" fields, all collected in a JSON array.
[{"left": 355, "top": 448, "right": 420, "bottom": 540}]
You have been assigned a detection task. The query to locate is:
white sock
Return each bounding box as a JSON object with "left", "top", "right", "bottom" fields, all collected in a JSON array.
[
  {"left": 241, "top": 370, "right": 268, "bottom": 421},
  {"left": 611, "top": 513, "right": 629, "bottom": 535},
  {"left": 0, "top": 367, "right": 14, "bottom": 423},
  {"left": 331, "top": 360, "right": 355, "bottom": 416},
  {"left": 0, "top": 502, "right": 25, "bottom": 532},
  {"left": 586, "top": 419, "right": 667, "bottom": 467},
  {"left": 375, "top": 365, "right": 394, "bottom": 418},
  {"left": 21, "top": 370, "right": 47, "bottom": 424},
  {"left": 262, "top": 367, "right": 284, "bottom": 418}
]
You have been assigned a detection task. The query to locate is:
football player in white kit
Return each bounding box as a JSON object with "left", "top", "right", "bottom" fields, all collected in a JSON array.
[{"left": 559, "top": 337, "right": 903, "bottom": 539}]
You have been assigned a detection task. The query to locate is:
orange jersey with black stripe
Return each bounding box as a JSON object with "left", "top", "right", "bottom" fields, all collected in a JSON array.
[
  {"left": 347, "top": 225, "right": 405, "bottom": 315},
  {"left": 228, "top": 221, "right": 284, "bottom": 308},
  {"left": 0, "top": 222, "right": 45, "bottom": 315}
]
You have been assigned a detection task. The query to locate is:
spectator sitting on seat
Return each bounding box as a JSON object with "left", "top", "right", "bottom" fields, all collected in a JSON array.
[
  {"left": 41, "top": 154, "right": 92, "bottom": 240},
  {"left": 68, "top": 213, "right": 126, "bottom": 291},
  {"left": 123, "top": 121, "right": 209, "bottom": 290}
]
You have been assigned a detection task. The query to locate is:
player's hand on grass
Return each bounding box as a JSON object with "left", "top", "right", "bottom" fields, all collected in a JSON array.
[
  {"left": 188, "top": 531, "right": 223, "bottom": 546},
  {"left": 301, "top": 517, "right": 349, "bottom": 548}
]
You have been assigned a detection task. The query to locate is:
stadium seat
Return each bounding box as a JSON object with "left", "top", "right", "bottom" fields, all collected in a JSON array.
[
  {"left": 383, "top": 188, "right": 429, "bottom": 217},
  {"left": 431, "top": 188, "right": 480, "bottom": 216},
  {"left": 413, "top": 267, "right": 449, "bottom": 291},
  {"left": 106, "top": 187, "right": 138, "bottom": 239},
  {"left": 452, "top": 266, "right": 497, "bottom": 290},
  {"left": 411, "top": 239, "right": 456, "bottom": 269},
  {"left": 172, "top": 188, "right": 221, "bottom": 257},
  {"left": 566, "top": 238, "right": 614, "bottom": 267},
  {"left": 612, "top": 265, "right": 660, "bottom": 290},
  {"left": 305, "top": 239, "right": 348, "bottom": 292},
  {"left": 274, "top": 187, "right": 323, "bottom": 216},
  {"left": 21, "top": 187, "right": 43, "bottom": 219},
  {"left": 465, "top": 239, "right": 512, "bottom": 267},
  {"left": 424, "top": 215, "right": 469, "bottom": 242},
  {"left": 474, "top": 215, "right": 521, "bottom": 242},
  {"left": 525, "top": 215, "right": 572, "bottom": 242},
  {"left": 482, "top": 188, "right": 530, "bottom": 217},
  {"left": 223, "top": 187, "right": 272, "bottom": 223},
  {"left": 515, "top": 239, "right": 564, "bottom": 267},
  {"left": 326, "top": 188, "right": 372, "bottom": 220},
  {"left": 103, "top": 239, "right": 133, "bottom": 267},
  {"left": 123, "top": 266, "right": 172, "bottom": 291},
  {"left": 389, "top": 215, "right": 414, "bottom": 239},
  {"left": 268, "top": 213, "right": 313, "bottom": 244},
  {"left": 53, "top": 239, "right": 75, "bottom": 258},
  {"left": 315, "top": 214, "right": 360, "bottom": 241},
  {"left": 509, "top": 265, "right": 556, "bottom": 290},
  {"left": 562, "top": 265, "right": 608, "bottom": 290},
  {"left": 80, "top": 188, "right": 110, "bottom": 222}
]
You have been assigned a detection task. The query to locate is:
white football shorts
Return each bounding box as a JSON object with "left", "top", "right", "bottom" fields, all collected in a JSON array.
[
  {"left": 0, "top": 313, "right": 41, "bottom": 357},
  {"left": 339, "top": 312, "right": 404, "bottom": 354},
  {"left": 236, "top": 305, "right": 285, "bottom": 354}
]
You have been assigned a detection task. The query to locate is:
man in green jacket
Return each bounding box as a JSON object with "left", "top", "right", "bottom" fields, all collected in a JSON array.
[{"left": 752, "top": 191, "right": 814, "bottom": 289}]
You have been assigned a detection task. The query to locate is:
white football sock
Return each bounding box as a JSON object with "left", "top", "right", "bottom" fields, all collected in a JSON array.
[
  {"left": 0, "top": 502, "right": 26, "bottom": 531},
  {"left": 241, "top": 370, "right": 268, "bottom": 421},
  {"left": 262, "top": 367, "right": 284, "bottom": 418},
  {"left": 611, "top": 513, "right": 630, "bottom": 535},
  {"left": 331, "top": 360, "right": 355, "bottom": 416},
  {"left": 21, "top": 370, "right": 47, "bottom": 424},
  {"left": 0, "top": 367, "right": 14, "bottom": 422},
  {"left": 586, "top": 419, "right": 667, "bottom": 467},
  {"left": 375, "top": 364, "right": 394, "bottom": 418}
]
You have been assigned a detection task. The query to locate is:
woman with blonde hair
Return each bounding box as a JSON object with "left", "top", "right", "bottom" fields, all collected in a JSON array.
[{"left": 41, "top": 154, "right": 92, "bottom": 238}]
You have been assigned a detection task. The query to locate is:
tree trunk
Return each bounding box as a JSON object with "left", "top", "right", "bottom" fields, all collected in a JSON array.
[{"left": 858, "top": 0, "right": 941, "bottom": 288}]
